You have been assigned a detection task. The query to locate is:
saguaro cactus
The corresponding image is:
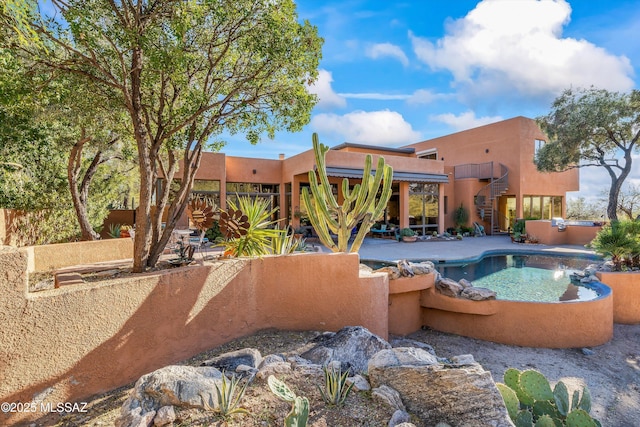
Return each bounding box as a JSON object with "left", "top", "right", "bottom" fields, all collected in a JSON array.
[{"left": 302, "top": 133, "right": 393, "bottom": 253}]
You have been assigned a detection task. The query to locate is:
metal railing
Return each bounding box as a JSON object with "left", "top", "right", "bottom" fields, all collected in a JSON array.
[{"left": 454, "top": 161, "right": 495, "bottom": 180}]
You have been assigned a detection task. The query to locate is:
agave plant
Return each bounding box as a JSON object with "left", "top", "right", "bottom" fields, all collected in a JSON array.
[
  {"left": 317, "top": 364, "right": 354, "bottom": 406},
  {"left": 222, "top": 196, "right": 285, "bottom": 257}
]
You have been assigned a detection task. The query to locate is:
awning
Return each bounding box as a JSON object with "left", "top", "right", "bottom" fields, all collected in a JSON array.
[{"left": 324, "top": 167, "right": 449, "bottom": 183}]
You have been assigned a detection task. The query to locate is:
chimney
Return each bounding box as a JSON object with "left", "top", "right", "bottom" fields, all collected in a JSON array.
[{"left": 279, "top": 153, "right": 285, "bottom": 160}]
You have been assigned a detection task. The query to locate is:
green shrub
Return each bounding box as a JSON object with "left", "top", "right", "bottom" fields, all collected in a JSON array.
[
  {"left": 453, "top": 203, "right": 469, "bottom": 228},
  {"left": 400, "top": 227, "right": 416, "bottom": 237},
  {"left": 590, "top": 220, "right": 640, "bottom": 270}
]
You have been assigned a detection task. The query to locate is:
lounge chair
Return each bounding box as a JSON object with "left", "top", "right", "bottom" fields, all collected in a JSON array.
[{"left": 473, "top": 222, "right": 486, "bottom": 236}]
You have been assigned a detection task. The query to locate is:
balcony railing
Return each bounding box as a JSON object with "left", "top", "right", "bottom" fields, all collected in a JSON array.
[{"left": 454, "top": 161, "right": 495, "bottom": 180}]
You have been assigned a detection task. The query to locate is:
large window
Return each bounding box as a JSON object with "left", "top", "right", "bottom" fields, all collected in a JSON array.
[
  {"left": 190, "top": 179, "right": 221, "bottom": 209},
  {"left": 522, "top": 195, "right": 562, "bottom": 219},
  {"left": 409, "top": 183, "right": 439, "bottom": 235},
  {"left": 226, "top": 182, "right": 280, "bottom": 221}
]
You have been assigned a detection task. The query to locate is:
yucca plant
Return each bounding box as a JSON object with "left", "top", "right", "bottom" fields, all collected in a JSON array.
[
  {"left": 317, "top": 364, "right": 355, "bottom": 406},
  {"left": 209, "top": 372, "right": 250, "bottom": 420},
  {"left": 222, "top": 196, "right": 285, "bottom": 257},
  {"left": 270, "top": 226, "right": 306, "bottom": 255}
]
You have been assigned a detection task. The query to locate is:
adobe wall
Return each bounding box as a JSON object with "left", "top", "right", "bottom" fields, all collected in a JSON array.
[
  {"left": 525, "top": 220, "right": 601, "bottom": 246},
  {"left": 388, "top": 275, "right": 434, "bottom": 335},
  {"left": 0, "top": 247, "right": 387, "bottom": 425},
  {"left": 597, "top": 272, "right": 640, "bottom": 324},
  {"left": 23, "top": 239, "right": 134, "bottom": 273},
  {"left": 421, "top": 287, "right": 613, "bottom": 348}
]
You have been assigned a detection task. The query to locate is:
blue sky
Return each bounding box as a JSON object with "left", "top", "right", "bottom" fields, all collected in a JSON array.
[{"left": 222, "top": 0, "right": 640, "bottom": 201}]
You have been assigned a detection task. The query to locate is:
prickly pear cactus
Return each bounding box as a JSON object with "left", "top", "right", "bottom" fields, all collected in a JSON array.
[
  {"left": 497, "top": 383, "right": 519, "bottom": 420},
  {"left": 534, "top": 414, "right": 557, "bottom": 427},
  {"left": 566, "top": 409, "right": 598, "bottom": 427},
  {"left": 520, "top": 370, "right": 554, "bottom": 401},
  {"left": 553, "top": 381, "right": 570, "bottom": 416},
  {"left": 268, "top": 375, "right": 296, "bottom": 402},
  {"left": 284, "top": 396, "right": 309, "bottom": 427}
]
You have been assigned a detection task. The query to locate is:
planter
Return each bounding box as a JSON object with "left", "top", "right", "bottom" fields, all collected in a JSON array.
[
  {"left": 596, "top": 271, "right": 640, "bottom": 324},
  {"left": 402, "top": 236, "right": 417, "bottom": 243}
]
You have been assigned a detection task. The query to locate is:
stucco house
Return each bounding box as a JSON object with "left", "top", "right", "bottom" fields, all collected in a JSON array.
[{"left": 174, "top": 116, "right": 578, "bottom": 235}]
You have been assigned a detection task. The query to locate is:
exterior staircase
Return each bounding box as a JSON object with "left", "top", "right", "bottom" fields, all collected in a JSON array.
[{"left": 474, "top": 163, "right": 509, "bottom": 234}]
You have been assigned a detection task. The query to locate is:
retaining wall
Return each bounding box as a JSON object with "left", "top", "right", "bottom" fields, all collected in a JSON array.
[
  {"left": 596, "top": 271, "right": 640, "bottom": 324},
  {"left": 0, "top": 247, "right": 387, "bottom": 425}
]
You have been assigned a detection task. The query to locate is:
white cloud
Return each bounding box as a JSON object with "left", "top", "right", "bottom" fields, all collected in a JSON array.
[
  {"left": 339, "top": 93, "right": 410, "bottom": 100},
  {"left": 430, "top": 111, "right": 503, "bottom": 131},
  {"left": 366, "top": 43, "right": 410, "bottom": 67},
  {"left": 311, "top": 110, "right": 421, "bottom": 145},
  {"left": 410, "top": 0, "right": 635, "bottom": 101},
  {"left": 407, "top": 89, "right": 452, "bottom": 105},
  {"left": 307, "top": 69, "right": 346, "bottom": 109}
]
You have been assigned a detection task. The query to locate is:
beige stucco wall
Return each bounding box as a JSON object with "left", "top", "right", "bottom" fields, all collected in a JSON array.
[
  {"left": 525, "top": 220, "right": 602, "bottom": 246},
  {"left": 597, "top": 271, "right": 640, "bottom": 324},
  {"left": 0, "top": 247, "right": 387, "bottom": 425},
  {"left": 421, "top": 287, "right": 613, "bottom": 348}
]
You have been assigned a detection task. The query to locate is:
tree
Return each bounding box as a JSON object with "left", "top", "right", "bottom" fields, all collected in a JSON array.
[
  {"left": 565, "top": 197, "right": 605, "bottom": 221},
  {"left": 536, "top": 87, "right": 640, "bottom": 221},
  {"left": 17, "top": 0, "right": 322, "bottom": 272},
  {"left": 616, "top": 183, "right": 640, "bottom": 220},
  {"left": 0, "top": 44, "right": 133, "bottom": 243}
]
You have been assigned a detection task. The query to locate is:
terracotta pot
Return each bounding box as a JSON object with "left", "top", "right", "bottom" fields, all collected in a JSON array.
[
  {"left": 120, "top": 230, "right": 130, "bottom": 238},
  {"left": 402, "top": 236, "right": 417, "bottom": 242}
]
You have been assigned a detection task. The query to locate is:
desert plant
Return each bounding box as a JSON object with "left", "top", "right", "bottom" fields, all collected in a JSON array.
[
  {"left": 302, "top": 133, "right": 393, "bottom": 253},
  {"left": 513, "top": 219, "right": 526, "bottom": 235},
  {"left": 400, "top": 227, "right": 416, "bottom": 237},
  {"left": 497, "top": 368, "right": 601, "bottom": 427},
  {"left": 222, "top": 196, "right": 285, "bottom": 257},
  {"left": 212, "top": 372, "right": 250, "bottom": 420},
  {"left": 270, "top": 227, "right": 306, "bottom": 255},
  {"left": 107, "top": 223, "right": 121, "bottom": 239},
  {"left": 268, "top": 375, "right": 309, "bottom": 427},
  {"left": 590, "top": 220, "right": 640, "bottom": 270},
  {"left": 317, "top": 365, "right": 354, "bottom": 406},
  {"left": 453, "top": 203, "right": 469, "bottom": 228}
]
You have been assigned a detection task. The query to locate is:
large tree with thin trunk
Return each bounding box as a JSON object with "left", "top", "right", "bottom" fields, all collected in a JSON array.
[
  {"left": 16, "top": 0, "right": 322, "bottom": 271},
  {"left": 536, "top": 87, "right": 640, "bottom": 221}
]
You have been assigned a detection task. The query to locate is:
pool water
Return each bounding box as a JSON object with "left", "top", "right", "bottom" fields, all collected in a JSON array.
[{"left": 435, "top": 254, "right": 600, "bottom": 302}]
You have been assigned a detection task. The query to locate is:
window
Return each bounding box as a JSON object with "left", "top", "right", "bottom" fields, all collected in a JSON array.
[
  {"left": 534, "top": 139, "right": 545, "bottom": 156},
  {"left": 226, "top": 182, "right": 280, "bottom": 221},
  {"left": 409, "top": 183, "right": 439, "bottom": 235},
  {"left": 417, "top": 149, "right": 438, "bottom": 160},
  {"left": 522, "top": 195, "right": 562, "bottom": 220}
]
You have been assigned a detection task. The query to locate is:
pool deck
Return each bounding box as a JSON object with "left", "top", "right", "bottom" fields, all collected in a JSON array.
[{"left": 355, "top": 235, "right": 598, "bottom": 263}]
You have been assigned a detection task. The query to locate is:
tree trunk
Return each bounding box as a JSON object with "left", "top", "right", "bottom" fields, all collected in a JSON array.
[
  {"left": 604, "top": 146, "right": 634, "bottom": 221},
  {"left": 68, "top": 136, "right": 101, "bottom": 241}
]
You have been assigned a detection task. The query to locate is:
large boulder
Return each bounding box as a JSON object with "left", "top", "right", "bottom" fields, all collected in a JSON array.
[
  {"left": 300, "top": 326, "right": 391, "bottom": 373},
  {"left": 409, "top": 261, "right": 435, "bottom": 275},
  {"left": 200, "top": 347, "right": 262, "bottom": 373},
  {"left": 116, "top": 365, "right": 223, "bottom": 427},
  {"left": 368, "top": 348, "right": 513, "bottom": 427},
  {"left": 460, "top": 287, "right": 497, "bottom": 301}
]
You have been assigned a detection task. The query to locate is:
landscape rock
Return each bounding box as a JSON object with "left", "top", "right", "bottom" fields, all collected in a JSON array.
[
  {"left": 389, "top": 337, "right": 436, "bottom": 355},
  {"left": 375, "top": 266, "right": 402, "bottom": 280},
  {"left": 450, "top": 354, "right": 476, "bottom": 365},
  {"left": 258, "top": 354, "right": 285, "bottom": 368},
  {"left": 397, "top": 260, "right": 414, "bottom": 277},
  {"left": 256, "top": 361, "right": 292, "bottom": 379},
  {"left": 200, "top": 347, "right": 262, "bottom": 372},
  {"left": 115, "top": 407, "right": 156, "bottom": 427},
  {"left": 346, "top": 374, "right": 371, "bottom": 391},
  {"left": 460, "top": 286, "right": 497, "bottom": 301},
  {"left": 435, "top": 277, "right": 464, "bottom": 297},
  {"left": 116, "top": 365, "right": 223, "bottom": 426},
  {"left": 300, "top": 326, "right": 391, "bottom": 374},
  {"left": 368, "top": 347, "right": 439, "bottom": 371},
  {"left": 359, "top": 263, "right": 374, "bottom": 275},
  {"left": 409, "top": 261, "right": 435, "bottom": 275},
  {"left": 369, "top": 359, "right": 513, "bottom": 427},
  {"left": 372, "top": 385, "right": 405, "bottom": 411},
  {"left": 153, "top": 406, "right": 176, "bottom": 426},
  {"left": 458, "top": 278, "right": 473, "bottom": 289},
  {"left": 388, "top": 409, "right": 411, "bottom": 427}
]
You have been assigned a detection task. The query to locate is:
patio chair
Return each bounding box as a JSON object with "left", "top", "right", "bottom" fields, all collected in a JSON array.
[{"left": 473, "top": 222, "right": 486, "bottom": 237}]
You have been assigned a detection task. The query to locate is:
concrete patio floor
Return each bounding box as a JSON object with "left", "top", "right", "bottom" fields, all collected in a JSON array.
[{"left": 352, "top": 234, "right": 598, "bottom": 262}]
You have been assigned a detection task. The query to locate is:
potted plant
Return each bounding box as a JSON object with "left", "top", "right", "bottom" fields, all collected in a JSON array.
[
  {"left": 453, "top": 203, "right": 469, "bottom": 231},
  {"left": 400, "top": 227, "right": 417, "bottom": 242}
]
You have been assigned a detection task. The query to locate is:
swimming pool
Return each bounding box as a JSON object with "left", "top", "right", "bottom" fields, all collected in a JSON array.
[{"left": 434, "top": 254, "right": 601, "bottom": 302}]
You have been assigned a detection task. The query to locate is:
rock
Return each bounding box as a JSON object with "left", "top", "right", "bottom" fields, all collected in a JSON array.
[
  {"left": 409, "top": 261, "right": 435, "bottom": 275},
  {"left": 200, "top": 348, "right": 262, "bottom": 372},
  {"left": 460, "top": 287, "right": 497, "bottom": 301},
  {"left": 397, "top": 260, "right": 414, "bottom": 277},
  {"left": 300, "top": 326, "right": 391, "bottom": 374},
  {"left": 369, "top": 360, "right": 512, "bottom": 427},
  {"left": 435, "top": 277, "right": 464, "bottom": 297},
  {"left": 346, "top": 374, "right": 371, "bottom": 391},
  {"left": 116, "top": 365, "right": 223, "bottom": 426},
  {"left": 153, "top": 406, "right": 176, "bottom": 426},
  {"left": 372, "top": 385, "right": 405, "bottom": 411},
  {"left": 389, "top": 337, "right": 436, "bottom": 355},
  {"left": 115, "top": 407, "right": 156, "bottom": 427},
  {"left": 258, "top": 354, "right": 285, "bottom": 368},
  {"left": 388, "top": 409, "right": 411, "bottom": 427},
  {"left": 458, "top": 278, "right": 473, "bottom": 289},
  {"left": 582, "top": 348, "right": 595, "bottom": 356},
  {"left": 450, "top": 354, "right": 476, "bottom": 365},
  {"left": 375, "top": 266, "right": 402, "bottom": 280},
  {"left": 395, "top": 424, "right": 417, "bottom": 427},
  {"left": 368, "top": 347, "right": 439, "bottom": 371},
  {"left": 256, "top": 362, "right": 292, "bottom": 379},
  {"left": 359, "top": 264, "right": 374, "bottom": 274}
]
